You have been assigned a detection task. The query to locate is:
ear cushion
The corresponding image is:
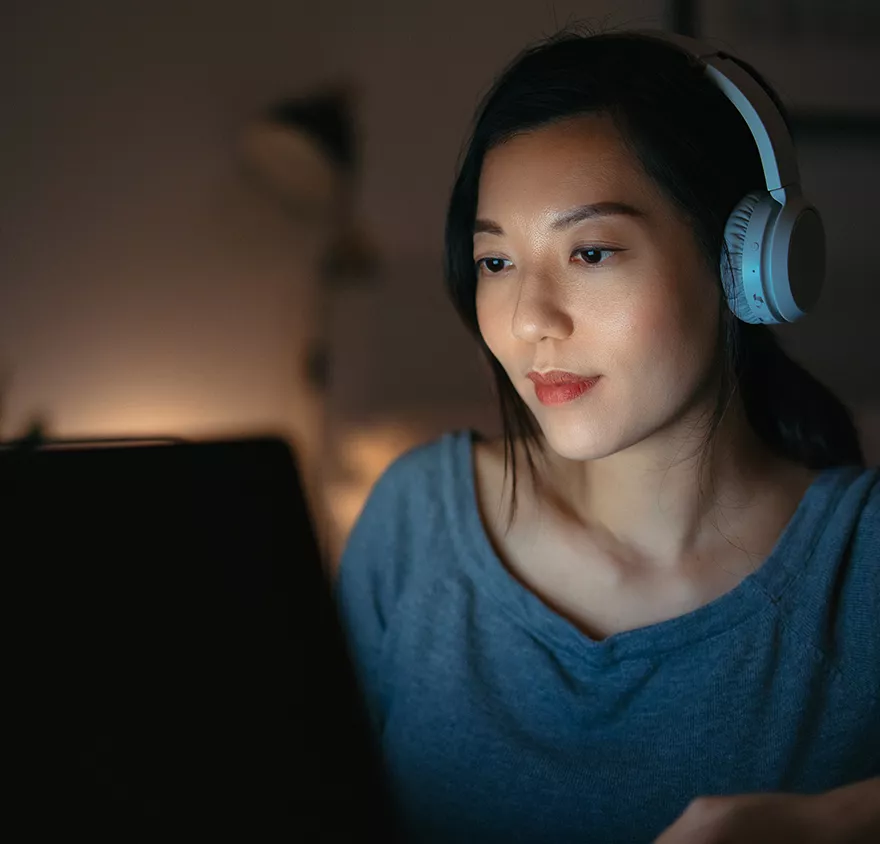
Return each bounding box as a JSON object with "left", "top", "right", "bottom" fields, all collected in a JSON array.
[{"left": 721, "top": 191, "right": 765, "bottom": 324}]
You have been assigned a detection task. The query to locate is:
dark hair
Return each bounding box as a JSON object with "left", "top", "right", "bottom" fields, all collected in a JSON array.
[{"left": 444, "top": 27, "right": 863, "bottom": 517}]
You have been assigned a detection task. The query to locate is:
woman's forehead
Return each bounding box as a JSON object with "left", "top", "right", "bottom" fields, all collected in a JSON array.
[{"left": 477, "top": 116, "right": 659, "bottom": 216}]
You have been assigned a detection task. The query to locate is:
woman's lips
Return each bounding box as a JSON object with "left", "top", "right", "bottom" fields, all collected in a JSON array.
[{"left": 527, "top": 371, "right": 600, "bottom": 406}]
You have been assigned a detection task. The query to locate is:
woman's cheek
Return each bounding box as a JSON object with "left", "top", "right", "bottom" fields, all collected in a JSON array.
[
  {"left": 476, "top": 286, "right": 510, "bottom": 361},
  {"left": 597, "top": 293, "right": 672, "bottom": 368}
]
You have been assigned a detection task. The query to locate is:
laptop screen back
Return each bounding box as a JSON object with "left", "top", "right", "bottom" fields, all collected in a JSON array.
[{"left": 4, "top": 437, "right": 396, "bottom": 838}]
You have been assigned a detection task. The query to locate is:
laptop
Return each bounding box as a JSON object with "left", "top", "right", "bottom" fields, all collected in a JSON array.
[{"left": 3, "top": 436, "right": 398, "bottom": 838}]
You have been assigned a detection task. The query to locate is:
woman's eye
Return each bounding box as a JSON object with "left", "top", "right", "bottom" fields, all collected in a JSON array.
[
  {"left": 476, "top": 249, "right": 617, "bottom": 274},
  {"left": 574, "top": 247, "right": 616, "bottom": 265},
  {"left": 476, "top": 257, "right": 511, "bottom": 274}
]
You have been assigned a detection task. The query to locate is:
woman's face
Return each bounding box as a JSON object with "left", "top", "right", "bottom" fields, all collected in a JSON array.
[{"left": 474, "top": 114, "right": 722, "bottom": 462}]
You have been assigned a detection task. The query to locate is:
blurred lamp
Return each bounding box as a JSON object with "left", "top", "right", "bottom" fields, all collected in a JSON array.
[{"left": 239, "top": 89, "right": 379, "bottom": 283}]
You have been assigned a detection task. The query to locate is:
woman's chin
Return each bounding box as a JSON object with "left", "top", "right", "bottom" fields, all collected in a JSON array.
[{"left": 537, "top": 418, "right": 616, "bottom": 463}]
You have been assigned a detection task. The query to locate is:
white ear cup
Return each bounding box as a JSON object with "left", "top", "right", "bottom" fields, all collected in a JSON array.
[
  {"left": 722, "top": 191, "right": 768, "bottom": 324},
  {"left": 766, "top": 196, "right": 825, "bottom": 321},
  {"left": 722, "top": 188, "right": 825, "bottom": 324}
]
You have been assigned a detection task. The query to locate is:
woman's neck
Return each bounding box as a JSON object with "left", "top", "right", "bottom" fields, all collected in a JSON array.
[{"left": 529, "top": 399, "right": 813, "bottom": 570}]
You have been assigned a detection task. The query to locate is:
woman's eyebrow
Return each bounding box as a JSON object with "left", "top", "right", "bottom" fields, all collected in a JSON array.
[{"left": 474, "top": 201, "right": 647, "bottom": 236}]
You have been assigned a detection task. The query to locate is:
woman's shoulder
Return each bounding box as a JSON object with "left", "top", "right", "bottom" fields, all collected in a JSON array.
[
  {"left": 844, "top": 463, "right": 880, "bottom": 546},
  {"left": 342, "top": 428, "right": 476, "bottom": 551},
  {"left": 817, "top": 463, "right": 879, "bottom": 526},
  {"left": 804, "top": 464, "right": 880, "bottom": 696},
  {"left": 782, "top": 463, "right": 878, "bottom": 570},
  {"left": 336, "top": 428, "right": 477, "bottom": 602},
  {"left": 367, "top": 428, "right": 473, "bottom": 500}
]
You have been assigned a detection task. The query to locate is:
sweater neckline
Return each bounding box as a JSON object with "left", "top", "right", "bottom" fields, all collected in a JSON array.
[{"left": 444, "top": 429, "right": 853, "bottom": 664}]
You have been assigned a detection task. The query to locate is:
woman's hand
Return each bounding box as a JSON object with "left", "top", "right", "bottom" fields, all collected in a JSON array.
[
  {"left": 654, "top": 778, "right": 880, "bottom": 844},
  {"left": 653, "top": 790, "right": 836, "bottom": 844}
]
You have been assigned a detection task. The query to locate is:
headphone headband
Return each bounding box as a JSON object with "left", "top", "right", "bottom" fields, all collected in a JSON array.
[
  {"left": 633, "top": 31, "right": 801, "bottom": 202},
  {"left": 629, "top": 30, "right": 824, "bottom": 324}
]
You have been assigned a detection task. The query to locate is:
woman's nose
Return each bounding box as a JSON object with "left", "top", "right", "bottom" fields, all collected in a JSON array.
[{"left": 511, "top": 273, "right": 574, "bottom": 344}]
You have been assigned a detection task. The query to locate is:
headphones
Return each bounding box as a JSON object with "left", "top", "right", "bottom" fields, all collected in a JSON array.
[{"left": 636, "top": 31, "right": 825, "bottom": 324}]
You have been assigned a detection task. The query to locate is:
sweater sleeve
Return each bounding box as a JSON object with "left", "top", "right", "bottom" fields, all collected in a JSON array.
[
  {"left": 334, "top": 452, "right": 415, "bottom": 734},
  {"left": 838, "top": 473, "right": 880, "bottom": 703}
]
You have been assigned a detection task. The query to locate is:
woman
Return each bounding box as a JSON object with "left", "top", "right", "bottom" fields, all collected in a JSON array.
[{"left": 336, "top": 28, "right": 879, "bottom": 843}]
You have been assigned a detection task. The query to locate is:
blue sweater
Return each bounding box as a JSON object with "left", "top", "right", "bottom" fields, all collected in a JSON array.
[{"left": 336, "top": 430, "right": 879, "bottom": 843}]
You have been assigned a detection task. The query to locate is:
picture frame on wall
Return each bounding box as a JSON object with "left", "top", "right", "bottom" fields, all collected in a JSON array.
[{"left": 671, "top": 0, "right": 880, "bottom": 135}]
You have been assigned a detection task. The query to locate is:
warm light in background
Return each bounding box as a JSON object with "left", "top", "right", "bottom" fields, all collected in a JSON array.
[{"left": 324, "top": 420, "right": 427, "bottom": 566}]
